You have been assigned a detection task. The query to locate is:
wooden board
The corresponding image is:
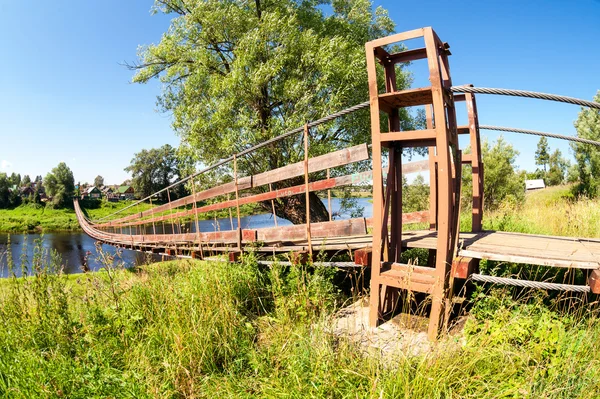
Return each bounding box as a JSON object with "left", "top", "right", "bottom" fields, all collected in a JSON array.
[
  {"left": 256, "top": 218, "right": 367, "bottom": 242},
  {"left": 251, "top": 143, "right": 369, "bottom": 188}
]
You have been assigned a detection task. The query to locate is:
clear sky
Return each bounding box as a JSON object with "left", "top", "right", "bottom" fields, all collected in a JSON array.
[{"left": 0, "top": 0, "right": 599, "bottom": 185}]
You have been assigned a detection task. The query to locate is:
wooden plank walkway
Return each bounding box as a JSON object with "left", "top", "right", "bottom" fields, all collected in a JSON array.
[{"left": 259, "top": 230, "right": 600, "bottom": 269}]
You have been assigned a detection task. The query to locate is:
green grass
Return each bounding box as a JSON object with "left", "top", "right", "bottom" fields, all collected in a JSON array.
[
  {"left": 0, "top": 200, "right": 154, "bottom": 233},
  {"left": 1, "top": 235, "right": 600, "bottom": 398},
  {"left": 458, "top": 184, "right": 600, "bottom": 238},
  {"left": 0, "top": 198, "right": 264, "bottom": 233},
  {"left": 0, "top": 203, "right": 79, "bottom": 233}
]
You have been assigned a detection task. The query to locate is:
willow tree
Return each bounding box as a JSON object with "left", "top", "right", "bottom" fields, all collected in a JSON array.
[{"left": 131, "top": 0, "right": 414, "bottom": 224}]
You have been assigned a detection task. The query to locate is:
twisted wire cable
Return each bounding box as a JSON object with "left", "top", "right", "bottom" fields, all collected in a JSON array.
[
  {"left": 450, "top": 86, "right": 600, "bottom": 110},
  {"left": 471, "top": 273, "right": 590, "bottom": 293},
  {"left": 480, "top": 125, "right": 600, "bottom": 147}
]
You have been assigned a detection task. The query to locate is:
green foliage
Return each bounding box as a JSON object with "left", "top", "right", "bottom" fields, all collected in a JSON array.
[
  {"left": 44, "top": 162, "right": 75, "bottom": 208},
  {"left": 124, "top": 144, "right": 187, "bottom": 200},
  {"left": 526, "top": 169, "right": 545, "bottom": 181},
  {"left": 480, "top": 136, "right": 525, "bottom": 209},
  {"left": 403, "top": 174, "right": 429, "bottom": 212},
  {"left": 0, "top": 174, "right": 9, "bottom": 208},
  {"left": 546, "top": 149, "right": 569, "bottom": 186},
  {"left": 94, "top": 175, "right": 104, "bottom": 187},
  {"left": 535, "top": 136, "right": 550, "bottom": 171},
  {"left": 572, "top": 90, "right": 600, "bottom": 196},
  {"left": 0, "top": 200, "right": 154, "bottom": 233},
  {"left": 132, "top": 0, "right": 396, "bottom": 162}
]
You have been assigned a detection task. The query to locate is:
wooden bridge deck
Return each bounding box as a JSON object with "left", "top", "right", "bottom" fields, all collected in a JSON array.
[
  {"left": 258, "top": 230, "right": 600, "bottom": 270},
  {"left": 76, "top": 195, "right": 600, "bottom": 270}
]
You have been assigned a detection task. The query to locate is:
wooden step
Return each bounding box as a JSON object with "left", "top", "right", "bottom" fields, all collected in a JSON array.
[
  {"left": 377, "top": 262, "right": 438, "bottom": 294},
  {"left": 378, "top": 87, "right": 433, "bottom": 113},
  {"left": 379, "top": 129, "right": 437, "bottom": 148}
]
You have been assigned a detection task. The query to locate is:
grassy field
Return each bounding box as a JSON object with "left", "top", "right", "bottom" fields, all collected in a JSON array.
[
  {"left": 0, "top": 199, "right": 261, "bottom": 233},
  {"left": 0, "top": 204, "right": 79, "bottom": 233},
  {"left": 1, "top": 236, "right": 599, "bottom": 398},
  {"left": 457, "top": 184, "right": 600, "bottom": 238},
  {"left": 0, "top": 200, "right": 153, "bottom": 233}
]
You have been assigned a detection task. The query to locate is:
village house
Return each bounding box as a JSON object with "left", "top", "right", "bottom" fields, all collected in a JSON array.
[
  {"left": 117, "top": 185, "right": 135, "bottom": 200},
  {"left": 19, "top": 186, "right": 35, "bottom": 197},
  {"left": 82, "top": 186, "right": 102, "bottom": 200},
  {"left": 525, "top": 179, "right": 545, "bottom": 191}
]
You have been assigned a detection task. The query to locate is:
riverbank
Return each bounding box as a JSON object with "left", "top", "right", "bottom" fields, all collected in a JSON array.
[
  {"left": 0, "top": 199, "right": 264, "bottom": 233},
  {"left": 0, "top": 204, "right": 79, "bottom": 232},
  {"left": 0, "top": 200, "right": 151, "bottom": 233},
  {"left": 1, "top": 250, "right": 599, "bottom": 397}
]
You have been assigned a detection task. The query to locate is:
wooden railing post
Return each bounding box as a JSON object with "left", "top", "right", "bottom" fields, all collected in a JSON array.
[
  {"left": 149, "top": 195, "right": 157, "bottom": 236},
  {"left": 191, "top": 176, "right": 201, "bottom": 243},
  {"left": 269, "top": 183, "right": 278, "bottom": 227},
  {"left": 167, "top": 188, "right": 176, "bottom": 235},
  {"left": 233, "top": 154, "right": 242, "bottom": 251},
  {"left": 327, "top": 168, "right": 332, "bottom": 221},
  {"left": 304, "top": 123, "right": 313, "bottom": 257},
  {"left": 228, "top": 193, "right": 234, "bottom": 230}
]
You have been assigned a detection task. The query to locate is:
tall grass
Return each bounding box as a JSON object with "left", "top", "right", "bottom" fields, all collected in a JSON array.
[
  {"left": 1, "top": 235, "right": 600, "bottom": 398},
  {"left": 466, "top": 185, "right": 600, "bottom": 238}
]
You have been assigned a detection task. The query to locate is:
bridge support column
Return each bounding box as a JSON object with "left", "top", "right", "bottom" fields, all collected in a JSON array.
[{"left": 366, "top": 27, "right": 462, "bottom": 340}]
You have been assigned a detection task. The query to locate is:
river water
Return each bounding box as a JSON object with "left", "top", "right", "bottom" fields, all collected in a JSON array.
[{"left": 0, "top": 198, "right": 373, "bottom": 277}]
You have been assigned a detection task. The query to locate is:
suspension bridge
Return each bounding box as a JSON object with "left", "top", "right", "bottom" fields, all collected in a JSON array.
[{"left": 74, "top": 27, "right": 600, "bottom": 340}]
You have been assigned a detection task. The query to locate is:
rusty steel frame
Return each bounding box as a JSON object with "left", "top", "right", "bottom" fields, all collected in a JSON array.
[{"left": 366, "top": 27, "right": 462, "bottom": 340}]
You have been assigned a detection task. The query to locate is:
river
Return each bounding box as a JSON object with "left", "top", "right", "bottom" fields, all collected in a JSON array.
[{"left": 0, "top": 198, "right": 373, "bottom": 277}]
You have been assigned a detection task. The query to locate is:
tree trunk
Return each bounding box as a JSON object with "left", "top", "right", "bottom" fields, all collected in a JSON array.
[{"left": 260, "top": 192, "right": 329, "bottom": 225}]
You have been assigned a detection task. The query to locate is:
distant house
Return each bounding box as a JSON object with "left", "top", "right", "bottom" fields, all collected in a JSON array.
[
  {"left": 33, "top": 182, "right": 45, "bottom": 195},
  {"left": 82, "top": 186, "right": 102, "bottom": 200},
  {"left": 20, "top": 186, "right": 34, "bottom": 197},
  {"left": 117, "top": 185, "right": 135, "bottom": 200},
  {"left": 101, "top": 186, "right": 113, "bottom": 195},
  {"left": 525, "top": 179, "right": 545, "bottom": 191}
]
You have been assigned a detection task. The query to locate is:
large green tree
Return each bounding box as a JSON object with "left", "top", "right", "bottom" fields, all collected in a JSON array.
[
  {"left": 535, "top": 136, "right": 550, "bottom": 172},
  {"left": 572, "top": 91, "right": 600, "bottom": 196},
  {"left": 45, "top": 162, "right": 75, "bottom": 208},
  {"left": 94, "top": 175, "right": 104, "bottom": 187},
  {"left": 0, "top": 173, "right": 11, "bottom": 208},
  {"left": 480, "top": 137, "right": 525, "bottom": 209},
  {"left": 546, "top": 149, "right": 569, "bottom": 186},
  {"left": 125, "top": 144, "right": 186, "bottom": 200},
  {"left": 130, "top": 0, "right": 412, "bottom": 224}
]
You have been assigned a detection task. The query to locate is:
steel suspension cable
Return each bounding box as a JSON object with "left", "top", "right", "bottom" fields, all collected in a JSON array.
[
  {"left": 471, "top": 274, "right": 590, "bottom": 293},
  {"left": 480, "top": 125, "right": 600, "bottom": 147},
  {"left": 450, "top": 86, "right": 600, "bottom": 110}
]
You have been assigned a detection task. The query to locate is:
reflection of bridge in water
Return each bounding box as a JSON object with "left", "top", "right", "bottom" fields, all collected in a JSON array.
[{"left": 75, "top": 27, "right": 600, "bottom": 341}]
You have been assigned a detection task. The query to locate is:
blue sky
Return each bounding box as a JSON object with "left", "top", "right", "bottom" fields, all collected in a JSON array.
[{"left": 0, "top": 0, "right": 598, "bottom": 184}]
